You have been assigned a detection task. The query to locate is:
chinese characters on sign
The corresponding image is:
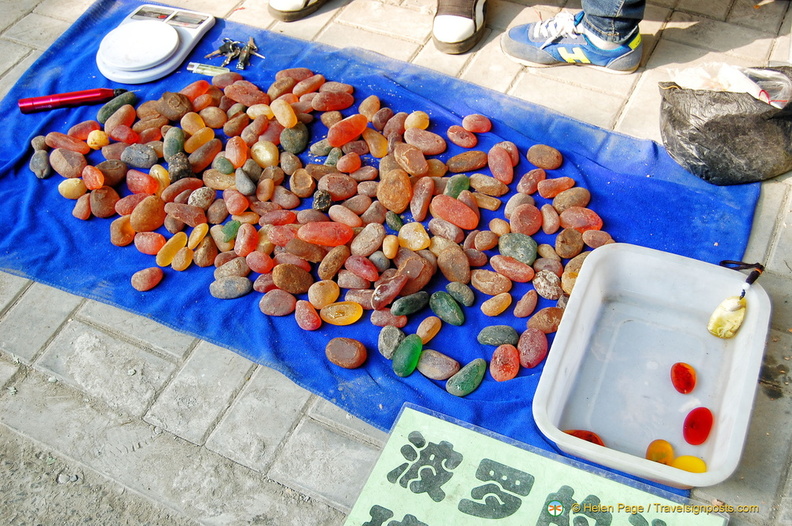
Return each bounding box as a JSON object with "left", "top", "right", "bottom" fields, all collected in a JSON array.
[{"left": 345, "top": 407, "right": 727, "bottom": 526}]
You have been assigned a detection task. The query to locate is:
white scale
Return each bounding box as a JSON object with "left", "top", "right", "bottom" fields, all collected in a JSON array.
[{"left": 96, "top": 4, "right": 215, "bottom": 84}]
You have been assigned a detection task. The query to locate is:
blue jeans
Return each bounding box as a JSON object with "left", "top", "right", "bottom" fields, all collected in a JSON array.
[{"left": 581, "top": 0, "right": 645, "bottom": 42}]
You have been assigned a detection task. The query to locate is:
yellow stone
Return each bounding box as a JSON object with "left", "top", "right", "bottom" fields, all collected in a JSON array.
[
  {"left": 398, "top": 222, "right": 431, "bottom": 251},
  {"left": 188, "top": 223, "right": 209, "bottom": 249},
  {"left": 251, "top": 140, "right": 280, "bottom": 168},
  {"left": 383, "top": 235, "right": 400, "bottom": 259},
  {"left": 156, "top": 232, "right": 188, "bottom": 267},
  {"left": 481, "top": 292, "right": 512, "bottom": 316},
  {"left": 319, "top": 301, "right": 364, "bottom": 326},
  {"left": 57, "top": 178, "right": 87, "bottom": 199},
  {"left": 416, "top": 316, "right": 442, "bottom": 344}
]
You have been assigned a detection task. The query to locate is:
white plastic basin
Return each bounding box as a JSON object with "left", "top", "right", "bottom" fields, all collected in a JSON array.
[{"left": 533, "top": 243, "right": 771, "bottom": 488}]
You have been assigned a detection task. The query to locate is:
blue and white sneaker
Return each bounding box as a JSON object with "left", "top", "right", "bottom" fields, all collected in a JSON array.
[{"left": 500, "top": 11, "right": 643, "bottom": 74}]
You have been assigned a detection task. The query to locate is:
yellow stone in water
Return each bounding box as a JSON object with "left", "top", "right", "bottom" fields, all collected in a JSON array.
[
  {"left": 86, "top": 129, "right": 109, "bottom": 150},
  {"left": 404, "top": 110, "right": 430, "bottom": 130},
  {"left": 184, "top": 127, "right": 215, "bottom": 154},
  {"left": 171, "top": 246, "right": 194, "bottom": 271},
  {"left": 156, "top": 232, "right": 188, "bottom": 267},
  {"left": 671, "top": 455, "right": 707, "bottom": 473},
  {"left": 489, "top": 217, "right": 510, "bottom": 236},
  {"left": 251, "top": 140, "right": 280, "bottom": 168},
  {"left": 707, "top": 296, "right": 746, "bottom": 339},
  {"left": 362, "top": 128, "right": 388, "bottom": 158},
  {"left": 58, "top": 178, "right": 87, "bottom": 199},
  {"left": 416, "top": 316, "right": 442, "bottom": 344},
  {"left": 308, "top": 280, "right": 341, "bottom": 309},
  {"left": 398, "top": 222, "right": 431, "bottom": 251},
  {"left": 320, "top": 301, "right": 364, "bottom": 326},
  {"left": 247, "top": 104, "right": 274, "bottom": 120},
  {"left": 271, "top": 98, "right": 298, "bottom": 128},
  {"left": 188, "top": 223, "right": 209, "bottom": 250},
  {"left": 481, "top": 292, "right": 512, "bottom": 316},
  {"left": 383, "top": 234, "right": 400, "bottom": 259},
  {"left": 149, "top": 164, "right": 170, "bottom": 196}
]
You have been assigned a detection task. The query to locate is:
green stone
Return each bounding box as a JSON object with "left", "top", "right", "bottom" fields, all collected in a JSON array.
[
  {"left": 429, "top": 291, "right": 464, "bottom": 326},
  {"left": 385, "top": 211, "right": 404, "bottom": 232},
  {"left": 378, "top": 325, "right": 405, "bottom": 360},
  {"left": 446, "top": 358, "right": 487, "bottom": 397},
  {"left": 443, "top": 174, "right": 469, "bottom": 199},
  {"left": 310, "top": 138, "right": 333, "bottom": 156},
  {"left": 477, "top": 325, "right": 519, "bottom": 346},
  {"left": 498, "top": 232, "right": 538, "bottom": 266},
  {"left": 163, "top": 127, "right": 185, "bottom": 163},
  {"left": 325, "top": 147, "right": 343, "bottom": 167},
  {"left": 281, "top": 122, "right": 310, "bottom": 154},
  {"left": 212, "top": 154, "right": 235, "bottom": 175},
  {"left": 97, "top": 90, "right": 138, "bottom": 123},
  {"left": 391, "top": 291, "right": 429, "bottom": 316},
  {"left": 392, "top": 334, "right": 423, "bottom": 377},
  {"left": 446, "top": 281, "right": 475, "bottom": 307},
  {"left": 222, "top": 220, "right": 241, "bottom": 242}
]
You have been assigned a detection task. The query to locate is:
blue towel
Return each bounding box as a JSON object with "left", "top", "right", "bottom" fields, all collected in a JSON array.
[{"left": 0, "top": 0, "right": 760, "bottom": 494}]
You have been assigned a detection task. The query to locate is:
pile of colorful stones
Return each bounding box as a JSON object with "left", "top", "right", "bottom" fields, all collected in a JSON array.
[{"left": 28, "top": 67, "right": 613, "bottom": 398}]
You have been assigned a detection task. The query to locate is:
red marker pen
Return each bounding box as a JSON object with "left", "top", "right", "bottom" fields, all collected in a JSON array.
[{"left": 18, "top": 88, "right": 128, "bottom": 113}]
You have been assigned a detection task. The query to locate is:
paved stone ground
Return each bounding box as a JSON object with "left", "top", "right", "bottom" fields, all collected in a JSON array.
[{"left": 1, "top": 0, "right": 792, "bottom": 524}]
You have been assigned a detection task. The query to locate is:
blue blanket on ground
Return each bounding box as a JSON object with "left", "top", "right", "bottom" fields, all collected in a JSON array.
[{"left": 0, "top": 0, "right": 760, "bottom": 493}]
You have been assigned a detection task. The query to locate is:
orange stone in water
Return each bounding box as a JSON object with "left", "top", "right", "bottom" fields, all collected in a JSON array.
[
  {"left": 559, "top": 206, "right": 604, "bottom": 232},
  {"left": 645, "top": 439, "right": 675, "bottom": 465},
  {"left": 490, "top": 344, "right": 520, "bottom": 382},
  {"left": 429, "top": 194, "right": 479, "bottom": 230},
  {"left": 327, "top": 113, "right": 368, "bottom": 147},
  {"left": 297, "top": 221, "right": 354, "bottom": 247}
]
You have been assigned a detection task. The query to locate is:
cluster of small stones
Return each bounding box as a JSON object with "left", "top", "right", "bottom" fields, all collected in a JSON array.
[{"left": 28, "top": 66, "right": 614, "bottom": 397}]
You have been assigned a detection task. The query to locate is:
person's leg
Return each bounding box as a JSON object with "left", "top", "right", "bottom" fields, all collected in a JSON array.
[
  {"left": 580, "top": 0, "right": 645, "bottom": 44},
  {"left": 499, "top": 1, "right": 645, "bottom": 73}
]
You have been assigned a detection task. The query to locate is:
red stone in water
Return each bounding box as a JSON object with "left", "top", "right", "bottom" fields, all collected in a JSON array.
[
  {"left": 446, "top": 125, "right": 477, "bottom": 148},
  {"left": 311, "top": 91, "right": 355, "bottom": 112},
  {"left": 180, "top": 79, "right": 211, "bottom": 101},
  {"left": 246, "top": 250, "right": 275, "bottom": 274},
  {"left": 127, "top": 169, "right": 160, "bottom": 194},
  {"left": 325, "top": 337, "right": 367, "bottom": 368},
  {"left": 509, "top": 203, "right": 543, "bottom": 236},
  {"left": 462, "top": 114, "right": 492, "bottom": 133},
  {"left": 134, "top": 232, "right": 167, "bottom": 255},
  {"left": 161, "top": 178, "right": 203, "bottom": 203},
  {"left": 490, "top": 344, "right": 520, "bottom": 382},
  {"left": 517, "top": 328, "right": 548, "bottom": 368},
  {"left": 537, "top": 176, "right": 575, "bottom": 198},
  {"left": 223, "top": 189, "right": 250, "bottom": 216},
  {"left": 564, "top": 430, "right": 605, "bottom": 446},
  {"left": 234, "top": 223, "right": 259, "bottom": 257},
  {"left": 429, "top": 194, "right": 479, "bottom": 230},
  {"left": 488, "top": 145, "right": 514, "bottom": 184},
  {"left": 683, "top": 407, "right": 713, "bottom": 445},
  {"left": 559, "top": 206, "right": 604, "bottom": 233},
  {"left": 327, "top": 114, "right": 369, "bottom": 147},
  {"left": 297, "top": 221, "right": 354, "bottom": 247},
  {"left": 671, "top": 362, "right": 697, "bottom": 394},
  {"left": 131, "top": 267, "right": 164, "bottom": 292},
  {"left": 295, "top": 300, "right": 322, "bottom": 330},
  {"left": 82, "top": 165, "right": 105, "bottom": 190}
]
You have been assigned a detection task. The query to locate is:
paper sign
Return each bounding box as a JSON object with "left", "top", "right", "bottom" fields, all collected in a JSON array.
[{"left": 344, "top": 405, "right": 728, "bottom": 526}]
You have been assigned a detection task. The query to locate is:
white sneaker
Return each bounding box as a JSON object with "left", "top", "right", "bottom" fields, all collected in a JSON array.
[
  {"left": 268, "top": 0, "right": 329, "bottom": 22},
  {"left": 432, "top": 0, "right": 488, "bottom": 54}
]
